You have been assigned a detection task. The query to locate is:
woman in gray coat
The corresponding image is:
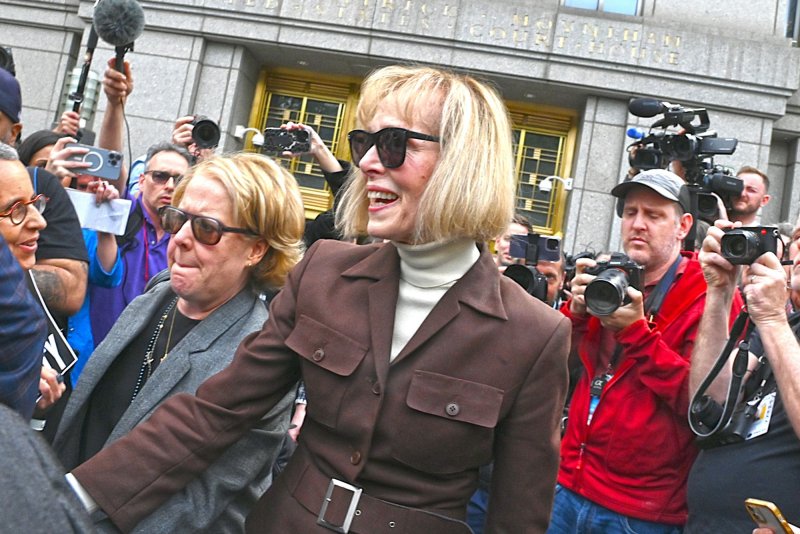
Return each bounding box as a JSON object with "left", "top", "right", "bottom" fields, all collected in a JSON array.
[{"left": 53, "top": 152, "right": 306, "bottom": 532}]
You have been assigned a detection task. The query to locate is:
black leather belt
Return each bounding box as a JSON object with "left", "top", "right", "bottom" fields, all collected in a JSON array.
[{"left": 283, "top": 450, "right": 473, "bottom": 534}]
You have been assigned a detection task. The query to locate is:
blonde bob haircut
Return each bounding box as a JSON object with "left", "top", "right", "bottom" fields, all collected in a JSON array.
[
  {"left": 172, "top": 152, "right": 305, "bottom": 290},
  {"left": 336, "top": 65, "right": 516, "bottom": 244}
]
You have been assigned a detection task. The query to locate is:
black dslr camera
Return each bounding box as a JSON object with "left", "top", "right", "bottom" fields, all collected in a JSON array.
[
  {"left": 583, "top": 252, "right": 644, "bottom": 316},
  {"left": 720, "top": 226, "right": 780, "bottom": 265},
  {"left": 503, "top": 233, "right": 561, "bottom": 303},
  {"left": 627, "top": 98, "right": 741, "bottom": 223},
  {"left": 191, "top": 115, "right": 221, "bottom": 149}
]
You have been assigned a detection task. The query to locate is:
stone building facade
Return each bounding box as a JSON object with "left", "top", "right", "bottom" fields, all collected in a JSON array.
[{"left": 2, "top": 0, "right": 800, "bottom": 254}]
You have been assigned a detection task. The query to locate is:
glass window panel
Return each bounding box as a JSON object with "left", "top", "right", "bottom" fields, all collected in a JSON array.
[
  {"left": 603, "top": 0, "right": 639, "bottom": 15},
  {"left": 511, "top": 126, "right": 567, "bottom": 235},
  {"left": 564, "top": 0, "right": 599, "bottom": 9}
]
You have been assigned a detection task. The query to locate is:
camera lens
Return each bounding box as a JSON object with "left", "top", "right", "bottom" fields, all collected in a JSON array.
[
  {"left": 191, "top": 117, "right": 221, "bottom": 149},
  {"left": 720, "top": 230, "right": 757, "bottom": 264},
  {"left": 585, "top": 269, "right": 629, "bottom": 316}
]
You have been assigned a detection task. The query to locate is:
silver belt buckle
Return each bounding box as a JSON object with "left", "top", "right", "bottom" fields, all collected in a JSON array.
[{"left": 317, "top": 478, "right": 363, "bottom": 533}]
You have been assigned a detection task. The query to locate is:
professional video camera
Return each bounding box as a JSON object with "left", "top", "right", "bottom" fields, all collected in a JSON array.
[
  {"left": 503, "top": 233, "right": 561, "bottom": 303},
  {"left": 583, "top": 252, "right": 644, "bottom": 316},
  {"left": 627, "top": 98, "right": 742, "bottom": 223}
]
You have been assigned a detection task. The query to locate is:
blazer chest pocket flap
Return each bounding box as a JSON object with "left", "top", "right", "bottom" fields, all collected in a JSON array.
[
  {"left": 286, "top": 314, "right": 367, "bottom": 376},
  {"left": 407, "top": 370, "right": 504, "bottom": 428}
]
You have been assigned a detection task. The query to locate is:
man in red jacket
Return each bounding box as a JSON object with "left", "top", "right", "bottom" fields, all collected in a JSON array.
[{"left": 549, "top": 169, "right": 742, "bottom": 532}]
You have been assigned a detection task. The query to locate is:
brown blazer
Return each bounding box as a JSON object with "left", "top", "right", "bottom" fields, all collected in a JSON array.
[{"left": 75, "top": 240, "right": 571, "bottom": 533}]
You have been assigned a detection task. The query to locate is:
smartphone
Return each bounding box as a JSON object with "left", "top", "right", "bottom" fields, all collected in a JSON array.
[
  {"left": 261, "top": 128, "right": 311, "bottom": 154},
  {"left": 509, "top": 233, "right": 561, "bottom": 264},
  {"left": 65, "top": 142, "right": 123, "bottom": 181},
  {"left": 745, "top": 498, "right": 794, "bottom": 534}
]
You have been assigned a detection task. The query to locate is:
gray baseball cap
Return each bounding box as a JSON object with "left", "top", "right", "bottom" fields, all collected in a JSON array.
[{"left": 612, "top": 169, "right": 690, "bottom": 217}]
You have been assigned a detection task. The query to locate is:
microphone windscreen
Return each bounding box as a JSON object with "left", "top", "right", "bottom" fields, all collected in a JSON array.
[
  {"left": 93, "top": 0, "right": 145, "bottom": 47},
  {"left": 628, "top": 98, "right": 666, "bottom": 118}
]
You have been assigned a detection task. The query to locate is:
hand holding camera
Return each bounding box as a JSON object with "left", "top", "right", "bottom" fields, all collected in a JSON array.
[{"left": 579, "top": 252, "right": 646, "bottom": 331}]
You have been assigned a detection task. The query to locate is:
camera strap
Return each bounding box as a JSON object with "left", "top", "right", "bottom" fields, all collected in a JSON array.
[
  {"left": 688, "top": 307, "right": 754, "bottom": 439},
  {"left": 643, "top": 254, "right": 684, "bottom": 323},
  {"left": 587, "top": 255, "right": 684, "bottom": 421}
]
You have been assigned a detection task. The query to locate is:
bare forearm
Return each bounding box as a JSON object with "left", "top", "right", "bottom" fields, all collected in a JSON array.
[
  {"left": 690, "top": 288, "right": 735, "bottom": 401},
  {"left": 757, "top": 322, "right": 800, "bottom": 438},
  {"left": 98, "top": 102, "right": 127, "bottom": 191},
  {"left": 31, "top": 260, "right": 88, "bottom": 316},
  {"left": 95, "top": 232, "right": 118, "bottom": 273}
]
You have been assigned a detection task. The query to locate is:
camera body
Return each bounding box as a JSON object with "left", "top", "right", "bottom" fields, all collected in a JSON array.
[
  {"left": 66, "top": 143, "right": 123, "bottom": 181},
  {"left": 503, "top": 264, "right": 549, "bottom": 302},
  {"left": 503, "top": 233, "right": 561, "bottom": 303},
  {"left": 720, "top": 226, "right": 780, "bottom": 265},
  {"left": 191, "top": 116, "right": 221, "bottom": 149},
  {"left": 261, "top": 128, "right": 311, "bottom": 154},
  {"left": 583, "top": 252, "right": 644, "bottom": 316},
  {"left": 509, "top": 233, "right": 561, "bottom": 265}
]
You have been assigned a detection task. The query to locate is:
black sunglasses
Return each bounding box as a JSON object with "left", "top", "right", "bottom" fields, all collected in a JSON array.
[
  {"left": 158, "top": 206, "right": 258, "bottom": 245},
  {"left": 347, "top": 127, "right": 440, "bottom": 168},
  {"left": 146, "top": 170, "right": 183, "bottom": 185}
]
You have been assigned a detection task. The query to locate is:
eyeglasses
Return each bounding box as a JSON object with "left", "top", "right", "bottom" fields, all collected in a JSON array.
[
  {"left": 0, "top": 194, "right": 47, "bottom": 226},
  {"left": 145, "top": 170, "right": 183, "bottom": 185},
  {"left": 347, "top": 127, "right": 440, "bottom": 168},
  {"left": 158, "top": 206, "right": 258, "bottom": 245}
]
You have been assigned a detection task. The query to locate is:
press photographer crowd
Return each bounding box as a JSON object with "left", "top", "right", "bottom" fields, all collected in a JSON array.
[{"left": 1, "top": 5, "right": 799, "bottom": 534}]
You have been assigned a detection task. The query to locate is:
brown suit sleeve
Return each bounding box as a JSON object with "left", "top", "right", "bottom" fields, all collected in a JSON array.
[
  {"left": 485, "top": 314, "right": 571, "bottom": 533},
  {"left": 71, "top": 245, "right": 320, "bottom": 532}
]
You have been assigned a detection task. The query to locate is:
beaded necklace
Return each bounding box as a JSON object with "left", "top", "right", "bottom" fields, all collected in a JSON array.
[{"left": 131, "top": 296, "right": 179, "bottom": 401}]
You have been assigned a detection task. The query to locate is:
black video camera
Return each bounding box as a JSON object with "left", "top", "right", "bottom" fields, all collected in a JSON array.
[
  {"left": 191, "top": 115, "right": 221, "bottom": 149},
  {"left": 583, "top": 252, "right": 644, "bottom": 316},
  {"left": 627, "top": 98, "right": 741, "bottom": 223},
  {"left": 720, "top": 226, "right": 780, "bottom": 265},
  {"left": 503, "top": 233, "right": 561, "bottom": 303}
]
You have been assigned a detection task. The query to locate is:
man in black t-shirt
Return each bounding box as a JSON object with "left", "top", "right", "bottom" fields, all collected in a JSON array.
[
  {"left": 688, "top": 220, "right": 800, "bottom": 531},
  {"left": 0, "top": 66, "right": 88, "bottom": 325}
]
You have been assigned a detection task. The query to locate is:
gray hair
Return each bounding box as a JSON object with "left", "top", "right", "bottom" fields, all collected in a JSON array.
[
  {"left": 144, "top": 142, "right": 192, "bottom": 168},
  {"left": 0, "top": 142, "right": 19, "bottom": 161}
]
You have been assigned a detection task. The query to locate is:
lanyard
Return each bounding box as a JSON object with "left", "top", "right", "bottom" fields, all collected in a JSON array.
[{"left": 587, "top": 255, "right": 684, "bottom": 424}]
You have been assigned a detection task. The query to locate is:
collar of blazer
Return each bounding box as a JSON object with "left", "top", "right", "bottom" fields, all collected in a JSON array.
[{"left": 342, "top": 241, "right": 508, "bottom": 321}]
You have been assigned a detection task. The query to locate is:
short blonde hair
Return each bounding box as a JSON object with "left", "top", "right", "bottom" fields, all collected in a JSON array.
[
  {"left": 173, "top": 152, "right": 305, "bottom": 290},
  {"left": 336, "top": 65, "right": 516, "bottom": 244}
]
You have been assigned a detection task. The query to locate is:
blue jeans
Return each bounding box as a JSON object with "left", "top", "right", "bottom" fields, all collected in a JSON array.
[{"left": 547, "top": 485, "right": 682, "bottom": 534}]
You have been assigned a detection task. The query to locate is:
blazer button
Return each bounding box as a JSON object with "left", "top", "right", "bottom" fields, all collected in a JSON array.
[
  {"left": 371, "top": 382, "right": 381, "bottom": 395},
  {"left": 312, "top": 348, "right": 325, "bottom": 362},
  {"left": 445, "top": 402, "right": 460, "bottom": 417},
  {"left": 350, "top": 451, "right": 362, "bottom": 465}
]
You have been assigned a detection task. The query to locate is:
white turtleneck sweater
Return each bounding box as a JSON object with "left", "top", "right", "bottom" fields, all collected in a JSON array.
[{"left": 390, "top": 238, "right": 480, "bottom": 362}]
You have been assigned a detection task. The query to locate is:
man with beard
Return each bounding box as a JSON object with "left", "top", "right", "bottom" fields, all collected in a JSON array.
[
  {"left": 549, "top": 169, "right": 742, "bottom": 533},
  {"left": 729, "top": 166, "right": 770, "bottom": 226},
  {"left": 89, "top": 142, "right": 191, "bottom": 345}
]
